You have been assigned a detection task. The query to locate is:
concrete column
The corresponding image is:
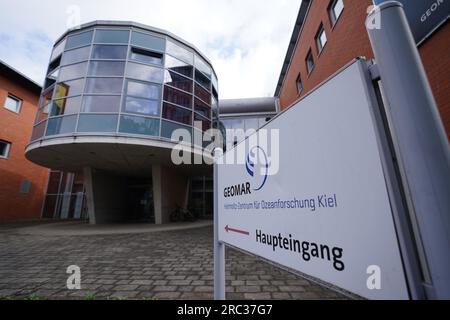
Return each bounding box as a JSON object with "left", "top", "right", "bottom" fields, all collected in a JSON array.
[
  {"left": 152, "top": 165, "right": 163, "bottom": 225},
  {"left": 83, "top": 167, "right": 96, "bottom": 225}
]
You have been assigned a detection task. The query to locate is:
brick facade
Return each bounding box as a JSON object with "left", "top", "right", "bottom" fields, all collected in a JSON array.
[
  {"left": 0, "top": 67, "right": 48, "bottom": 221},
  {"left": 278, "top": 0, "right": 450, "bottom": 139}
]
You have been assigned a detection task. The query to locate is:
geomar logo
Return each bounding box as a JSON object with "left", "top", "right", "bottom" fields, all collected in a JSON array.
[{"left": 246, "top": 146, "right": 269, "bottom": 191}]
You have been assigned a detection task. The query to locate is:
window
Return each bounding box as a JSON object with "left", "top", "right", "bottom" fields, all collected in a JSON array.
[
  {"left": 161, "top": 120, "right": 192, "bottom": 141},
  {"left": 0, "top": 140, "right": 11, "bottom": 159},
  {"left": 83, "top": 96, "right": 121, "bottom": 113},
  {"left": 296, "top": 74, "right": 303, "bottom": 95},
  {"left": 164, "top": 70, "right": 193, "bottom": 93},
  {"left": 59, "top": 62, "right": 88, "bottom": 82},
  {"left": 315, "top": 24, "right": 327, "bottom": 53},
  {"left": 61, "top": 46, "right": 91, "bottom": 66},
  {"left": 305, "top": 49, "right": 314, "bottom": 74},
  {"left": 88, "top": 61, "right": 125, "bottom": 76},
  {"left": 194, "top": 98, "right": 211, "bottom": 119},
  {"left": 77, "top": 114, "right": 118, "bottom": 132},
  {"left": 55, "top": 78, "right": 85, "bottom": 98},
  {"left": 66, "top": 31, "right": 93, "bottom": 50},
  {"left": 119, "top": 115, "right": 160, "bottom": 136},
  {"left": 123, "top": 97, "right": 159, "bottom": 116},
  {"left": 94, "top": 29, "right": 129, "bottom": 44},
  {"left": 91, "top": 45, "right": 128, "bottom": 59},
  {"left": 130, "top": 47, "right": 163, "bottom": 65},
  {"left": 165, "top": 55, "right": 193, "bottom": 78},
  {"left": 19, "top": 179, "right": 31, "bottom": 194},
  {"left": 163, "top": 86, "right": 192, "bottom": 109},
  {"left": 126, "top": 62, "right": 164, "bottom": 83},
  {"left": 195, "top": 70, "right": 211, "bottom": 90},
  {"left": 194, "top": 55, "right": 212, "bottom": 78},
  {"left": 85, "top": 78, "right": 123, "bottom": 94},
  {"left": 4, "top": 95, "right": 21, "bottom": 113},
  {"left": 126, "top": 80, "right": 161, "bottom": 100},
  {"left": 329, "top": 0, "right": 344, "bottom": 26},
  {"left": 162, "top": 103, "right": 192, "bottom": 125},
  {"left": 131, "top": 31, "right": 165, "bottom": 52},
  {"left": 51, "top": 96, "right": 82, "bottom": 116},
  {"left": 46, "top": 115, "right": 77, "bottom": 136},
  {"left": 166, "top": 40, "right": 194, "bottom": 65},
  {"left": 50, "top": 39, "right": 66, "bottom": 61},
  {"left": 195, "top": 84, "right": 211, "bottom": 104}
]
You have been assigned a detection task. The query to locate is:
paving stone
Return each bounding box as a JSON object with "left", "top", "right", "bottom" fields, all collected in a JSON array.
[{"left": 0, "top": 225, "right": 347, "bottom": 300}]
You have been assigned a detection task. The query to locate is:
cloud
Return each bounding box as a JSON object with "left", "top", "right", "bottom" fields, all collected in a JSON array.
[{"left": 0, "top": 0, "right": 301, "bottom": 98}]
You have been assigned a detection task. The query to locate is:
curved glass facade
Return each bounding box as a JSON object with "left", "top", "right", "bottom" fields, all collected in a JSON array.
[{"left": 31, "top": 24, "right": 219, "bottom": 146}]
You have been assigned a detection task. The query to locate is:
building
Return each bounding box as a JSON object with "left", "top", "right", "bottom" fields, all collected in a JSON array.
[
  {"left": 0, "top": 61, "right": 49, "bottom": 221},
  {"left": 25, "top": 21, "right": 219, "bottom": 224},
  {"left": 275, "top": 0, "right": 450, "bottom": 139}
]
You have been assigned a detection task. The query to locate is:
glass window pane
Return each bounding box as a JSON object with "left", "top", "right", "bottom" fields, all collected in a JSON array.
[
  {"left": 51, "top": 39, "right": 66, "bottom": 61},
  {"left": 126, "top": 80, "right": 161, "bottom": 99},
  {"left": 194, "top": 113, "right": 211, "bottom": 132},
  {"left": 194, "top": 98, "right": 211, "bottom": 119},
  {"left": 161, "top": 120, "right": 192, "bottom": 141},
  {"left": 91, "top": 45, "right": 127, "bottom": 59},
  {"left": 94, "top": 29, "right": 129, "bottom": 44},
  {"left": 119, "top": 115, "right": 159, "bottom": 136},
  {"left": 51, "top": 96, "right": 81, "bottom": 116},
  {"left": 88, "top": 61, "right": 125, "bottom": 76},
  {"left": 166, "top": 40, "right": 193, "bottom": 64},
  {"left": 165, "top": 55, "right": 193, "bottom": 78},
  {"left": 131, "top": 31, "right": 165, "bottom": 52},
  {"left": 163, "top": 86, "right": 192, "bottom": 109},
  {"left": 85, "top": 78, "right": 123, "bottom": 94},
  {"left": 195, "top": 70, "right": 211, "bottom": 90},
  {"left": 125, "top": 62, "right": 164, "bottom": 83},
  {"left": 46, "top": 115, "right": 77, "bottom": 136},
  {"left": 130, "top": 47, "right": 163, "bottom": 65},
  {"left": 333, "top": 0, "right": 344, "bottom": 20},
  {"left": 61, "top": 46, "right": 91, "bottom": 65},
  {"left": 194, "top": 84, "right": 211, "bottom": 104},
  {"left": 77, "top": 114, "right": 118, "bottom": 132},
  {"left": 31, "top": 121, "right": 47, "bottom": 141},
  {"left": 212, "top": 73, "right": 218, "bottom": 93},
  {"left": 59, "top": 62, "right": 88, "bottom": 82},
  {"left": 66, "top": 31, "right": 93, "bottom": 50},
  {"left": 5, "top": 96, "right": 20, "bottom": 112},
  {"left": 123, "top": 97, "right": 159, "bottom": 116},
  {"left": 82, "top": 95, "right": 121, "bottom": 112},
  {"left": 164, "top": 70, "right": 192, "bottom": 93},
  {"left": 194, "top": 55, "right": 212, "bottom": 77},
  {"left": 162, "top": 103, "right": 192, "bottom": 125},
  {"left": 55, "top": 78, "right": 85, "bottom": 98}
]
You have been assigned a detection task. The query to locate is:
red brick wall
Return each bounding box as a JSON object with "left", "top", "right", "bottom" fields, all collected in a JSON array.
[
  {"left": 278, "top": 0, "right": 450, "bottom": 139},
  {"left": 0, "top": 74, "right": 49, "bottom": 221}
]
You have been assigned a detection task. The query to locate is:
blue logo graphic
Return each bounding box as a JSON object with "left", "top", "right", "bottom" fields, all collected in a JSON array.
[{"left": 246, "top": 146, "right": 269, "bottom": 191}]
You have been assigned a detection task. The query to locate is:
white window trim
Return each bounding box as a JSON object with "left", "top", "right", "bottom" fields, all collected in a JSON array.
[
  {"left": 4, "top": 94, "right": 22, "bottom": 114},
  {"left": 329, "top": 0, "right": 345, "bottom": 26},
  {"left": 316, "top": 25, "right": 327, "bottom": 54},
  {"left": 0, "top": 141, "right": 11, "bottom": 159}
]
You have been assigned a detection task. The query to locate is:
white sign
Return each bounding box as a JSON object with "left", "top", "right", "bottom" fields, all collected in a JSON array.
[{"left": 217, "top": 60, "right": 409, "bottom": 299}]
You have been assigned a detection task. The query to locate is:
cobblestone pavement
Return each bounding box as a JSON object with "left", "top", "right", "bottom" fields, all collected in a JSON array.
[{"left": 0, "top": 224, "right": 347, "bottom": 300}]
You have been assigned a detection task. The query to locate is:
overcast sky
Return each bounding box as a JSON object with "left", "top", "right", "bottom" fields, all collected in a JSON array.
[{"left": 0, "top": 0, "right": 300, "bottom": 99}]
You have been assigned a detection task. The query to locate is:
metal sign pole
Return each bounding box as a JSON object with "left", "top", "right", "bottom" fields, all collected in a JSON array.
[
  {"left": 367, "top": 1, "right": 450, "bottom": 299},
  {"left": 213, "top": 149, "right": 225, "bottom": 300}
]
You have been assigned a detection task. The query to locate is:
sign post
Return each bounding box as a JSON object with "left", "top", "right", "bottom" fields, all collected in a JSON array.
[
  {"left": 367, "top": 1, "right": 450, "bottom": 299},
  {"left": 213, "top": 148, "right": 225, "bottom": 300}
]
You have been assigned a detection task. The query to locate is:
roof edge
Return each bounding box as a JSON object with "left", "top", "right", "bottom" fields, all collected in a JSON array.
[{"left": 274, "top": 0, "right": 312, "bottom": 97}]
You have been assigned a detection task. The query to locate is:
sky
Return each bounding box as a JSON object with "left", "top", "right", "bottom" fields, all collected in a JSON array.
[{"left": 0, "top": 0, "right": 301, "bottom": 99}]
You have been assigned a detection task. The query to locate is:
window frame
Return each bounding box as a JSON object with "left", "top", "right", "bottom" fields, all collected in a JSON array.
[
  {"left": 305, "top": 49, "right": 315, "bottom": 75},
  {"left": 315, "top": 24, "right": 327, "bottom": 54},
  {"left": 329, "top": 0, "right": 345, "bottom": 27},
  {"left": 296, "top": 73, "right": 303, "bottom": 95},
  {"left": 4, "top": 94, "right": 22, "bottom": 113},
  {"left": 0, "top": 140, "right": 11, "bottom": 159}
]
